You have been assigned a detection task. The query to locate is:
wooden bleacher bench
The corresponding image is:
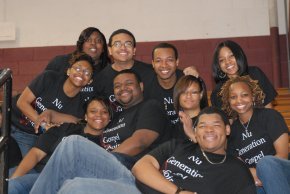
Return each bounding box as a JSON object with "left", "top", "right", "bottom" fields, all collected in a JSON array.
[{"left": 273, "top": 88, "right": 290, "bottom": 153}]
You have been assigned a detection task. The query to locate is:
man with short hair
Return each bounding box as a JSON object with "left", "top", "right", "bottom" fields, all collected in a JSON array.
[
  {"left": 146, "top": 43, "right": 206, "bottom": 138},
  {"left": 132, "top": 107, "right": 256, "bottom": 194},
  {"left": 145, "top": 43, "right": 184, "bottom": 126},
  {"left": 30, "top": 69, "right": 170, "bottom": 194},
  {"left": 95, "top": 29, "right": 154, "bottom": 111}
]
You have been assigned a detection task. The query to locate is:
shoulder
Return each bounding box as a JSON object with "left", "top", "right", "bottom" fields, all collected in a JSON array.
[
  {"left": 248, "top": 66, "right": 267, "bottom": 78},
  {"left": 254, "top": 108, "right": 281, "bottom": 117}
]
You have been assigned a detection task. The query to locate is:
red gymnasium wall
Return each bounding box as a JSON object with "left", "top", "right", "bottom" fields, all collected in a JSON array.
[{"left": 0, "top": 35, "right": 289, "bottom": 95}]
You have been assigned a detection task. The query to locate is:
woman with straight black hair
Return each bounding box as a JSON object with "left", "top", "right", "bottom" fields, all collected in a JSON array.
[{"left": 210, "top": 40, "right": 277, "bottom": 109}]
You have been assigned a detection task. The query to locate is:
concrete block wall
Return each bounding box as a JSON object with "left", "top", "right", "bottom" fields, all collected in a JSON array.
[{"left": 0, "top": 35, "right": 289, "bottom": 96}]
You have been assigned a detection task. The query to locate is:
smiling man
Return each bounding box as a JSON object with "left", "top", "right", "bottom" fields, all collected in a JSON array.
[
  {"left": 29, "top": 69, "right": 171, "bottom": 194},
  {"left": 132, "top": 107, "right": 256, "bottom": 194},
  {"left": 95, "top": 29, "right": 155, "bottom": 112}
]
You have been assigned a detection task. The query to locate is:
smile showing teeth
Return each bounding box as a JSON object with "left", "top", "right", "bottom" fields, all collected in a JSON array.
[
  {"left": 161, "top": 70, "right": 169, "bottom": 74},
  {"left": 226, "top": 65, "right": 234, "bottom": 70},
  {"left": 236, "top": 105, "right": 245, "bottom": 109},
  {"left": 94, "top": 119, "right": 103, "bottom": 123},
  {"left": 204, "top": 135, "right": 216, "bottom": 141},
  {"left": 75, "top": 77, "right": 83, "bottom": 81},
  {"left": 90, "top": 48, "right": 96, "bottom": 52}
]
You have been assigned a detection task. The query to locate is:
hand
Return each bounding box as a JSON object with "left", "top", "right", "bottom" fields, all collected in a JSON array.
[
  {"left": 179, "top": 111, "right": 196, "bottom": 142},
  {"left": 183, "top": 66, "right": 199, "bottom": 77},
  {"left": 34, "top": 110, "right": 61, "bottom": 133},
  {"left": 180, "top": 191, "right": 197, "bottom": 194},
  {"left": 249, "top": 168, "right": 263, "bottom": 187}
]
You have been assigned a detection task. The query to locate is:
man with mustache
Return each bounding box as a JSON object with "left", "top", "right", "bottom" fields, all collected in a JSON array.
[{"left": 29, "top": 69, "right": 170, "bottom": 194}]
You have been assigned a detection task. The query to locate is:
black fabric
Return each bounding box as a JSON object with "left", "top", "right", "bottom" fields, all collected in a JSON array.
[
  {"left": 228, "top": 108, "right": 288, "bottom": 168},
  {"left": 8, "top": 136, "right": 22, "bottom": 168},
  {"left": 94, "top": 60, "right": 155, "bottom": 112},
  {"left": 211, "top": 66, "right": 277, "bottom": 108},
  {"left": 11, "top": 71, "right": 85, "bottom": 134},
  {"left": 34, "top": 123, "right": 101, "bottom": 172},
  {"left": 137, "top": 139, "right": 256, "bottom": 194},
  {"left": 45, "top": 54, "right": 103, "bottom": 102},
  {"left": 144, "top": 69, "right": 184, "bottom": 127},
  {"left": 101, "top": 99, "right": 171, "bottom": 160}
]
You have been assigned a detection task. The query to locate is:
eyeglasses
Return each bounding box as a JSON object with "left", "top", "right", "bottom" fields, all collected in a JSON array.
[
  {"left": 71, "top": 66, "right": 92, "bottom": 77},
  {"left": 181, "top": 90, "right": 200, "bottom": 96},
  {"left": 112, "top": 41, "right": 133, "bottom": 48}
]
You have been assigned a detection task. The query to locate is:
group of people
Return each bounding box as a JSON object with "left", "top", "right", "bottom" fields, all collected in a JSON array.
[{"left": 6, "top": 27, "right": 290, "bottom": 194}]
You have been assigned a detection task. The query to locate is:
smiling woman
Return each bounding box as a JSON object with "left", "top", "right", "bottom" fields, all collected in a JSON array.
[
  {"left": 10, "top": 52, "right": 95, "bottom": 158},
  {"left": 9, "top": 96, "right": 113, "bottom": 194},
  {"left": 220, "top": 75, "right": 290, "bottom": 194}
]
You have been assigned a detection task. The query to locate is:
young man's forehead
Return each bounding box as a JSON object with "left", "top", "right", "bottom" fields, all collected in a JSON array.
[
  {"left": 197, "top": 113, "right": 224, "bottom": 124},
  {"left": 114, "top": 73, "right": 137, "bottom": 82}
]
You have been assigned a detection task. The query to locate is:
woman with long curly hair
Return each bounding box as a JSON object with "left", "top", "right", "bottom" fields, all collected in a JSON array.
[{"left": 220, "top": 75, "right": 290, "bottom": 194}]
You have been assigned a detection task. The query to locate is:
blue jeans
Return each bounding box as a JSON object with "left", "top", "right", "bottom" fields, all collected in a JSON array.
[
  {"left": 8, "top": 173, "right": 39, "bottom": 194},
  {"left": 256, "top": 155, "right": 290, "bottom": 194},
  {"left": 10, "top": 125, "right": 38, "bottom": 157},
  {"left": 30, "top": 135, "right": 141, "bottom": 194}
]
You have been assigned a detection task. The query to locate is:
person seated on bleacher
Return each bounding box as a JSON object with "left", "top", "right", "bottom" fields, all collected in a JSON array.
[
  {"left": 132, "top": 107, "right": 256, "bottom": 194},
  {"left": 172, "top": 75, "right": 208, "bottom": 140},
  {"left": 211, "top": 40, "right": 277, "bottom": 109},
  {"left": 10, "top": 52, "right": 95, "bottom": 157},
  {"left": 8, "top": 96, "right": 112, "bottom": 194},
  {"left": 28, "top": 69, "right": 170, "bottom": 194},
  {"left": 220, "top": 75, "right": 290, "bottom": 194}
]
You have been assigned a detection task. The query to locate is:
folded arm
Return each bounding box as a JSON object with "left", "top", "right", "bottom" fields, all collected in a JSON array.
[{"left": 112, "top": 129, "right": 159, "bottom": 156}]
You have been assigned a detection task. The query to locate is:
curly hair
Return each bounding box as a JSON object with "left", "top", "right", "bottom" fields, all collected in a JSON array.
[{"left": 219, "top": 75, "right": 265, "bottom": 119}]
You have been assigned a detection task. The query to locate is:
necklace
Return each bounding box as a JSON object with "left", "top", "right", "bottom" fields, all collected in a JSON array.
[
  {"left": 239, "top": 115, "right": 252, "bottom": 130},
  {"left": 201, "top": 150, "right": 226, "bottom": 165}
]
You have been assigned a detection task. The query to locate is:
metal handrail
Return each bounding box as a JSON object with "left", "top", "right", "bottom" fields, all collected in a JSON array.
[{"left": 0, "top": 68, "right": 12, "bottom": 194}]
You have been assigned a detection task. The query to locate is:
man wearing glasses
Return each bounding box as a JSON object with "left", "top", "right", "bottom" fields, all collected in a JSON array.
[{"left": 94, "top": 29, "right": 154, "bottom": 112}]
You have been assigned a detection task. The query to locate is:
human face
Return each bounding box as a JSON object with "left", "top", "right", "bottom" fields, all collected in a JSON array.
[
  {"left": 113, "top": 73, "right": 143, "bottom": 108},
  {"left": 218, "top": 47, "right": 239, "bottom": 78},
  {"left": 85, "top": 100, "right": 110, "bottom": 134},
  {"left": 229, "top": 82, "right": 254, "bottom": 118},
  {"left": 179, "top": 82, "right": 202, "bottom": 111},
  {"left": 82, "top": 31, "right": 104, "bottom": 61},
  {"left": 195, "top": 113, "right": 230, "bottom": 154},
  {"left": 108, "top": 33, "right": 136, "bottom": 64},
  {"left": 152, "top": 48, "right": 178, "bottom": 81},
  {"left": 67, "top": 60, "right": 93, "bottom": 87}
]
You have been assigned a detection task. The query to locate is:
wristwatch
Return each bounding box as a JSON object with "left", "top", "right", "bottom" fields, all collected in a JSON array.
[{"left": 175, "top": 186, "right": 184, "bottom": 194}]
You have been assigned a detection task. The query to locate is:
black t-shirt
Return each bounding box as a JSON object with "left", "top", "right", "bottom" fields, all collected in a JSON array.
[
  {"left": 144, "top": 69, "right": 184, "bottom": 127},
  {"left": 137, "top": 139, "right": 256, "bottom": 194},
  {"left": 101, "top": 99, "right": 171, "bottom": 159},
  {"left": 34, "top": 123, "right": 102, "bottom": 172},
  {"left": 172, "top": 116, "right": 197, "bottom": 140},
  {"left": 228, "top": 108, "right": 288, "bottom": 168},
  {"left": 211, "top": 66, "right": 277, "bottom": 108},
  {"left": 94, "top": 60, "right": 155, "bottom": 112},
  {"left": 45, "top": 53, "right": 103, "bottom": 102},
  {"left": 11, "top": 71, "right": 85, "bottom": 134}
]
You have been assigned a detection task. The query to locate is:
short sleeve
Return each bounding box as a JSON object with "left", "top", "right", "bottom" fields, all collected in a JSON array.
[{"left": 135, "top": 99, "right": 169, "bottom": 135}]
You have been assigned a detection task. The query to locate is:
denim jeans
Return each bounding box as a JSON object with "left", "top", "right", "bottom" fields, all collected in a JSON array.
[
  {"left": 30, "top": 135, "right": 141, "bottom": 194},
  {"left": 256, "top": 155, "right": 290, "bottom": 194},
  {"left": 10, "top": 125, "right": 38, "bottom": 157},
  {"left": 8, "top": 173, "right": 39, "bottom": 194}
]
